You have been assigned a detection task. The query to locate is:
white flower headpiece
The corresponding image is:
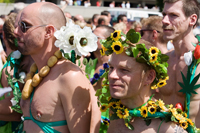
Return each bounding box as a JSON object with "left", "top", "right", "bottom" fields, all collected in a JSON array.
[{"left": 54, "top": 19, "right": 98, "bottom": 56}]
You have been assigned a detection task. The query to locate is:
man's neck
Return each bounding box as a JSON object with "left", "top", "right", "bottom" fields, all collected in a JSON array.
[
  {"left": 173, "top": 32, "right": 198, "bottom": 57},
  {"left": 31, "top": 42, "right": 59, "bottom": 70},
  {"left": 120, "top": 88, "right": 152, "bottom": 109}
]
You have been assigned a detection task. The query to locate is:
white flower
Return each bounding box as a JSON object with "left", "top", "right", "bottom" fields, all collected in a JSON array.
[
  {"left": 0, "top": 87, "right": 12, "bottom": 97},
  {"left": 54, "top": 19, "right": 98, "bottom": 56},
  {"left": 19, "top": 72, "right": 26, "bottom": 79},
  {"left": 11, "top": 50, "right": 21, "bottom": 59},
  {"left": 10, "top": 97, "right": 17, "bottom": 106},
  {"left": 184, "top": 51, "right": 193, "bottom": 66},
  {"left": 21, "top": 116, "right": 24, "bottom": 121},
  {"left": 74, "top": 26, "right": 98, "bottom": 56}
]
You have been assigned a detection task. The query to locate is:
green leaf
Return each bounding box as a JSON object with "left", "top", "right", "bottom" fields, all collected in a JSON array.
[
  {"left": 193, "top": 84, "right": 200, "bottom": 90},
  {"left": 192, "top": 42, "right": 197, "bottom": 47},
  {"left": 102, "top": 87, "right": 108, "bottom": 93},
  {"left": 88, "top": 58, "right": 94, "bottom": 66},
  {"left": 125, "top": 48, "right": 133, "bottom": 57},
  {"left": 136, "top": 56, "right": 147, "bottom": 63},
  {"left": 144, "top": 119, "right": 151, "bottom": 126},
  {"left": 110, "top": 113, "right": 119, "bottom": 120},
  {"left": 126, "top": 122, "right": 134, "bottom": 130},
  {"left": 171, "top": 115, "right": 178, "bottom": 122},
  {"left": 190, "top": 73, "right": 200, "bottom": 87},
  {"left": 126, "top": 29, "right": 141, "bottom": 44},
  {"left": 82, "top": 58, "right": 88, "bottom": 66},
  {"left": 132, "top": 47, "right": 139, "bottom": 58},
  {"left": 160, "top": 54, "right": 169, "bottom": 62},
  {"left": 95, "top": 89, "right": 102, "bottom": 96}
]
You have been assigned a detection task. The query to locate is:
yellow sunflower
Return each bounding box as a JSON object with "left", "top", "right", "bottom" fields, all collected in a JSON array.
[
  {"left": 180, "top": 121, "right": 188, "bottom": 129},
  {"left": 158, "top": 99, "right": 165, "bottom": 110},
  {"left": 100, "top": 45, "right": 107, "bottom": 56},
  {"left": 107, "top": 97, "right": 112, "bottom": 101},
  {"left": 157, "top": 80, "right": 167, "bottom": 88},
  {"left": 149, "top": 47, "right": 159, "bottom": 56},
  {"left": 111, "top": 41, "right": 124, "bottom": 54},
  {"left": 151, "top": 85, "right": 158, "bottom": 90},
  {"left": 100, "top": 104, "right": 108, "bottom": 112},
  {"left": 109, "top": 102, "right": 118, "bottom": 109},
  {"left": 184, "top": 113, "right": 187, "bottom": 118},
  {"left": 139, "top": 106, "right": 148, "bottom": 118},
  {"left": 116, "top": 108, "right": 129, "bottom": 119},
  {"left": 169, "top": 104, "right": 173, "bottom": 110},
  {"left": 111, "top": 30, "right": 121, "bottom": 41},
  {"left": 149, "top": 54, "right": 158, "bottom": 63},
  {"left": 125, "top": 123, "right": 129, "bottom": 127},
  {"left": 164, "top": 76, "right": 169, "bottom": 80},
  {"left": 116, "top": 101, "right": 125, "bottom": 109},
  {"left": 176, "top": 114, "right": 186, "bottom": 123},
  {"left": 148, "top": 100, "right": 157, "bottom": 107},
  {"left": 186, "top": 118, "right": 194, "bottom": 126},
  {"left": 148, "top": 106, "right": 157, "bottom": 114},
  {"left": 171, "top": 108, "right": 178, "bottom": 116}
]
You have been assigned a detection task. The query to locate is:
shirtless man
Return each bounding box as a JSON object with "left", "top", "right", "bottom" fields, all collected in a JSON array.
[
  {"left": 14, "top": 2, "right": 100, "bottom": 133},
  {"left": 105, "top": 39, "right": 187, "bottom": 133},
  {"left": 160, "top": 0, "right": 200, "bottom": 127}
]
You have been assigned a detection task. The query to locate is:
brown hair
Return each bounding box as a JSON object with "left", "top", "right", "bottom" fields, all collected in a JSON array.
[
  {"left": 3, "top": 13, "right": 18, "bottom": 50},
  {"left": 142, "top": 16, "right": 167, "bottom": 44},
  {"left": 164, "top": 0, "right": 200, "bottom": 25}
]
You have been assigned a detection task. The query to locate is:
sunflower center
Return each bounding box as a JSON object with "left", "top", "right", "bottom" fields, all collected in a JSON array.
[
  {"left": 101, "top": 106, "right": 106, "bottom": 110},
  {"left": 152, "top": 56, "right": 155, "bottom": 60},
  {"left": 159, "top": 82, "right": 164, "bottom": 85},
  {"left": 182, "top": 123, "right": 186, "bottom": 126},
  {"left": 120, "top": 104, "right": 124, "bottom": 108},
  {"left": 103, "top": 121, "right": 108, "bottom": 125},
  {"left": 69, "top": 36, "right": 74, "bottom": 45},
  {"left": 143, "top": 110, "right": 147, "bottom": 114},
  {"left": 113, "top": 104, "right": 117, "bottom": 107},
  {"left": 114, "top": 45, "right": 121, "bottom": 51},
  {"left": 80, "top": 38, "right": 88, "bottom": 46},
  {"left": 113, "top": 32, "right": 118, "bottom": 38},
  {"left": 152, "top": 49, "right": 156, "bottom": 54},
  {"left": 150, "top": 108, "right": 155, "bottom": 112}
]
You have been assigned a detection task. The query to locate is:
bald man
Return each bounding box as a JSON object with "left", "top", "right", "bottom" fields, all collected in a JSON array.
[{"left": 14, "top": 2, "right": 100, "bottom": 133}]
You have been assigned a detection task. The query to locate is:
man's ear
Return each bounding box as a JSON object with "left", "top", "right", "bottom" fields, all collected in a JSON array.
[
  {"left": 152, "top": 30, "right": 158, "bottom": 40},
  {"left": 189, "top": 14, "right": 197, "bottom": 27},
  {"left": 44, "top": 25, "right": 56, "bottom": 39},
  {"left": 145, "top": 69, "right": 156, "bottom": 85}
]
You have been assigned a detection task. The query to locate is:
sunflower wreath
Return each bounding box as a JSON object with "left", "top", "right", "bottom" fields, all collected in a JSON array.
[
  {"left": 99, "top": 29, "right": 169, "bottom": 90},
  {"left": 96, "top": 68, "right": 199, "bottom": 132}
]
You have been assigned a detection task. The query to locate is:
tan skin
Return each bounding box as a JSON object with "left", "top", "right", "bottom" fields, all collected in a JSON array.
[
  {"left": 107, "top": 52, "right": 186, "bottom": 133},
  {"left": 14, "top": 2, "right": 100, "bottom": 133},
  {"left": 158, "top": 1, "right": 200, "bottom": 127}
]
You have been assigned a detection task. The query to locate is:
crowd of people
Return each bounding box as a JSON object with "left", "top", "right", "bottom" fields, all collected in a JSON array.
[{"left": 0, "top": 0, "right": 200, "bottom": 132}]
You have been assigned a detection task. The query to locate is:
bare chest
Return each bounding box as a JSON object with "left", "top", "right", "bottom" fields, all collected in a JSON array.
[{"left": 20, "top": 81, "right": 64, "bottom": 122}]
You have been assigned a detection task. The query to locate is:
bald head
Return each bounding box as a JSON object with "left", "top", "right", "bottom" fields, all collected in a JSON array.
[{"left": 22, "top": 2, "right": 66, "bottom": 30}]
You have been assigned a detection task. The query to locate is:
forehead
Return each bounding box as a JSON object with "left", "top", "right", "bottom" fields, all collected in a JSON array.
[
  {"left": 109, "top": 52, "right": 140, "bottom": 69},
  {"left": 163, "top": 1, "right": 184, "bottom": 15},
  {"left": 93, "top": 27, "right": 105, "bottom": 36}
]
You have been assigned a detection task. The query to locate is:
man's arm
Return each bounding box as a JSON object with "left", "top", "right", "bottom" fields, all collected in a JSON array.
[{"left": 59, "top": 69, "right": 101, "bottom": 133}]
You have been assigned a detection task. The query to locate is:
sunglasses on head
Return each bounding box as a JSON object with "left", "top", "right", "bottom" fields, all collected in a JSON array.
[
  {"left": 140, "top": 29, "right": 160, "bottom": 37},
  {"left": 18, "top": 21, "right": 47, "bottom": 33}
]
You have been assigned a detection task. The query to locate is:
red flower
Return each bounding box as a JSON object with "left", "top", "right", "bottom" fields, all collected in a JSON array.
[
  {"left": 175, "top": 102, "right": 184, "bottom": 111},
  {"left": 194, "top": 45, "right": 200, "bottom": 60}
]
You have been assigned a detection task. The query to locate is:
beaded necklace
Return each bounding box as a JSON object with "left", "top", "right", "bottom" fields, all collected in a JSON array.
[{"left": 21, "top": 50, "right": 62, "bottom": 100}]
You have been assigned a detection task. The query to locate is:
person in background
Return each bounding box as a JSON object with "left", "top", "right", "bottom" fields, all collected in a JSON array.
[
  {"left": 117, "top": 14, "right": 128, "bottom": 25},
  {"left": 101, "top": 10, "right": 112, "bottom": 26},
  {"left": 161, "top": 0, "right": 200, "bottom": 129},
  {"left": 91, "top": 14, "right": 100, "bottom": 30},
  {"left": 113, "top": 22, "right": 127, "bottom": 34},
  {"left": 126, "top": 1, "right": 130, "bottom": 9},
  {"left": 96, "top": 0, "right": 102, "bottom": 7},
  {"left": 131, "top": 21, "right": 142, "bottom": 32},
  {"left": 98, "top": 15, "right": 110, "bottom": 26},
  {"left": 109, "top": 1, "right": 115, "bottom": 8},
  {"left": 141, "top": 16, "right": 168, "bottom": 54}
]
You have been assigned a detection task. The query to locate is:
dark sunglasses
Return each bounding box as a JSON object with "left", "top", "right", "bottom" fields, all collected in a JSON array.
[
  {"left": 140, "top": 29, "right": 160, "bottom": 37},
  {"left": 18, "top": 21, "right": 47, "bottom": 33}
]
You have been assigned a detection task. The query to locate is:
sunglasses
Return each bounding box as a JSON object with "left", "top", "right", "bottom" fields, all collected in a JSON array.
[
  {"left": 18, "top": 21, "right": 47, "bottom": 33},
  {"left": 140, "top": 29, "right": 160, "bottom": 37}
]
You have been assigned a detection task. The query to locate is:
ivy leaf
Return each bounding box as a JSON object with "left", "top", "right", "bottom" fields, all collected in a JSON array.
[
  {"left": 132, "top": 47, "right": 139, "bottom": 58},
  {"left": 144, "top": 119, "right": 151, "bottom": 126},
  {"left": 125, "top": 47, "right": 133, "bottom": 57},
  {"left": 126, "top": 29, "right": 141, "bottom": 44},
  {"left": 160, "top": 54, "right": 169, "bottom": 62},
  {"left": 109, "top": 113, "right": 119, "bottom": 120},
  {"left": 126, "top": 122, "right": 134, "bottom": 130},
  {"left": 102, "top": 87, "right": 108, "bottom": 93},
  {"left": 171, "top": 115, "right": 178, "bottom": 122}
]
